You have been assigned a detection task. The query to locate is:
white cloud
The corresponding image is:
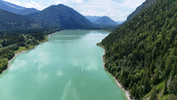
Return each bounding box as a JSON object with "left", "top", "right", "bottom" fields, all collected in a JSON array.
[
  {"left": 60, "top": 80, "right": 72, "bottom": 100},
  {"left": 4, "top": 0, "right": 45, "bottom": 10},
  {"left": 71, "top": 56, "right": 99, "bottom": 72},
  {"left": 86, "top": 33, "right": 104, "bottom": 36},
  {"left": 71, "top": 0, "right": 83, "bottom": 3},
  {"left": 74, "top": 0, "right": 145, "bottom": 21},
  {"left": 3, "top": 0, "right": 145, "bottom": 21},
  {"left": 54, "top": 0, "right": 66, "bottom": 4},
  {"left": 60, "top": 80, "right": 80, "bottom": 100},
  {"left": 25, "top": 1, "right": 45, "bottom": 10},
  {"left": 56, "top": 70, "right": 64, "bottom": 77},
  {"left": 120, "top": 0, "right": 145, "bottom": 9},
  {"left": 10, "top": 59, "right": 26, "bottom": 71},
  {"left": 35, "top": 71, "right": 49, "bottom": 85},
  {"left": 28, "top": 51, "right": 51, "bottom": 70},
  {"left": 3, "top": 0, "right": 21, "bottom": 6}
]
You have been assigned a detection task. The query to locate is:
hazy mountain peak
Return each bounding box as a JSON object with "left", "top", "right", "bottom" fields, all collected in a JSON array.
[
  {"left": 85, "top": 16, "right": 101, "bottom": 22},
  {"left": 57, "top": 4, "right": 66, "bottom": 6},
  {"left": 102, "top": 16, "right": 109, "bottom": 18},
  {"left": 1, "top": 0, "right": 25, "bottom": 10},
  {"left": 94, "top": 16, "right": 118, "bottom": 26},
  {"left": 0, "top": 9, "right": 43, "bottom": 31},
  {"left": 27, "top": 4, "right": 93, "bottom": 29},
  {"left": 0, "top": 0, "right": 39, "bottom": 15}
]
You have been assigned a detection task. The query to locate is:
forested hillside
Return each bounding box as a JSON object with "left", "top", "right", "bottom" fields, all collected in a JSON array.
[
  {"left": 126, "top": 0, "right": 158, "bottom": 22},
  {"left": 27, "top": 4, "right": 93, "bottom": 29},
  {"left": 0, "top": 9, "right": 43, "bottom": 30},
  {"left": 101, "top": 0, "right": 177, "bottom": 99},
  {"left": 119, "top": 0, "right": 158, "bottom": 28}
]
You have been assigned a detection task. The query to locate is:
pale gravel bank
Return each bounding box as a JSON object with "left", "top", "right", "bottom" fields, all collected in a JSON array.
[
  {"left": 97, "top": 43, "right": 131, "bottom": 100},
  {"left": 7, "top": 50, "right": 28, "bottom": 68}
]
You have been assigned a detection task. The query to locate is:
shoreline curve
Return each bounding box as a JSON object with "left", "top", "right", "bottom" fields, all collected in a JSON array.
[
  {"left": 97, "top": 43, "right": 131, "bottom": 100},
  {"left": 6, "top": 31, "right": 58, "bottom": 73}
]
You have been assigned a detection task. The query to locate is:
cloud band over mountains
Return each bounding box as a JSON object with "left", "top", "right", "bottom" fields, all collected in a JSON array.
[{"left": 3, "top": 0, "right": 145, "bottom": 21}]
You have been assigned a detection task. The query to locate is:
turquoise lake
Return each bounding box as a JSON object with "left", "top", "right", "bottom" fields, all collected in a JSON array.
[{"left": 0, "top": 30, "right": 127, "bottom": 100}]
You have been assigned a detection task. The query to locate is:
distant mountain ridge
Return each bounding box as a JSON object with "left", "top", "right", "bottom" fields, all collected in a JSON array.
[
  {"left": 94, "top": 16, "right": 118, "bottom": 26},
  {"left": 27, "top": 4, "right": 93, "bottom": 29},
  {"left": 0, "top": 0, "right": 39, "bottom": 15},
  {"left": 85, "top": 16, "right": 118, "bottom": 27},
  {"left": 18, "top": 8, "right": 39, "bottom": 15},
  {"left": 0, "top": 9, "right": 43, "bottom": 30},
  {"left": 0, "top": 1, "right": 94, "bottom": 31},
  {"left": 85, "top": 16, "right": 101, "bottom": 22}
]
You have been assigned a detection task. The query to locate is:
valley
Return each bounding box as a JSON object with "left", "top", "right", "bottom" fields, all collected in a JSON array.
[{"left": 0, "top": 0, "right": 177, "bottom": 100}]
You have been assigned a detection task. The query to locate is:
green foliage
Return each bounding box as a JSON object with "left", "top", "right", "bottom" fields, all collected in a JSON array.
[
  {"left": 163, "top": 80, "right": 168, "bottom": 95},
  {"left": 14, "top": 47, "right": 27, "bottom": 54},
  {"left": 0, "top": 58, "right": 8, "bottom": 73},
  {"left": 101, "top": 0, "right": 177, "bottom": 99},
  {"left": 168, "top": 78, "right": 177, "bottom": 94},
  {"left": 150, "top": 86, "right": 158, "bottom": 100},
  {"left": 165, "top": 94, "right": 177, "bottom": 100}
]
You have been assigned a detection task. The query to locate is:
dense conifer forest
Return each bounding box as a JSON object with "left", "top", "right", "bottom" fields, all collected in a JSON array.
[{"left": 101, "top": 0, "right": 177, "bottom": 99}]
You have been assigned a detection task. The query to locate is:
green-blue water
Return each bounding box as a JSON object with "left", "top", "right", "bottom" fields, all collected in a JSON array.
[{"left": 0, "top": 30, "right": 127, "bottom": 100}]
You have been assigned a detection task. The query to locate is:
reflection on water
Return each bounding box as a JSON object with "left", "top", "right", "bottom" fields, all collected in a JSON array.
[
  {"left": 56, "top": 70, "right": 64, "bottom": 77},
  {"left": 10, "top": 59, "right": 26, "bottom": 71},
  {"left": 0, "top": 30, "right": 127, "bottom": 100},
  {"left": 71, "top": 56, "right": 99, "bottom": 72}
]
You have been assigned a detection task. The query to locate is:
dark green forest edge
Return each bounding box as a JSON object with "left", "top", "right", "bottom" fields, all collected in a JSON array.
[
  {"left": 0, "top": 29, "right": 59, "bottom": 74},
  {"left": 101, "top": 0, "right": 177, "bottom": 99}
]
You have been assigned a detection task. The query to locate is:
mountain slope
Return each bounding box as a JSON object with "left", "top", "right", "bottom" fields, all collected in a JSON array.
[
  {"left": 126, "top": 0, "right": 158, "bottom": 22},
  {"left": 0, "top": 0, "right": 39, "bottom": 15},
  {"left": 0, "top": 0, "right": 25, "bottom": 14},
  {"left": 94, "top": 16, "right": 118, "bottom": 26},
  {"left": 0, "top": 9, "right": 43, "bottom": 31},
  {"left": 116, "top": 21, "right": 125, "bottom": 24},
  {"left": 118, "top": 0, "right": 158, "bottom": 28},
  {"left": 85, "top": 16, "right": 101, "bottom": 22},
  {"left": 100, "top": 0, "right": 177, "bottom": 99},
  {"left": 18, "top": 8, "right": 39, "bottom": 15},
  {"left": 27, "top": 4, "right": 93, "bottom": 29}
]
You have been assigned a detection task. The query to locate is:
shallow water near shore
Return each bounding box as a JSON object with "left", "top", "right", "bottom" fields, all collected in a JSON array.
[{"left": 0, "top": 30, "right": 127, "bottom": 100}]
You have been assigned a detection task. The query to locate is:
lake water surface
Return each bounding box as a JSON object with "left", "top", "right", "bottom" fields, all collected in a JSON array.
[{"left": 0, "top": 30, "right": 127, "bottom": 100}]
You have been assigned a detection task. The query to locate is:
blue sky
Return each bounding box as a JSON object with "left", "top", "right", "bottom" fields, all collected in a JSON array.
[{"left": 3, "top": 0, "right": 145, "bottom": 21}]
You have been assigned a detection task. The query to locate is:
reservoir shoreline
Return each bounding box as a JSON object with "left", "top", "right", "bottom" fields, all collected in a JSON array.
[
  {"left": 6, "top": 31, "right": 58, "bottom": 73},
  {"left": 97, "top": 43, "right": 131, "bottom": 100},
  {"left": 4, "top": 30, "right": 127, "bottom": 100},
  {"left": 1, "top": 30, "right": 127, "bottom": 100}
]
